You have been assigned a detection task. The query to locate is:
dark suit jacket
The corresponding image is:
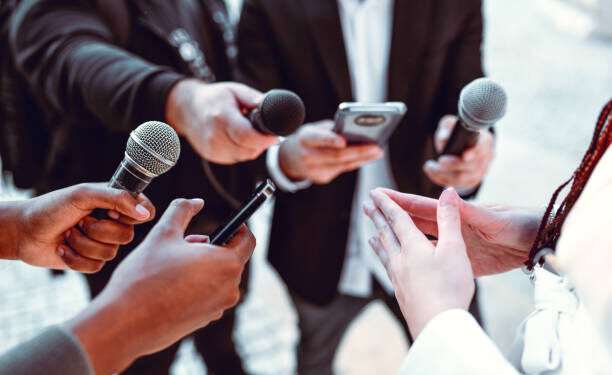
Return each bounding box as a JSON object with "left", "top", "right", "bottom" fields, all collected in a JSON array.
[{"left": 238, "top": 0, "right": 484, "bottom": 305}]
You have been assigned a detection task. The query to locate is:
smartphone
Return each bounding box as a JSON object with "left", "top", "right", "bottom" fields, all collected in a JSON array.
[
  {"left": 333, "top": 102, "right": 407, "bottom": 145},
  {"left": 210, "top": 179, "right": 276, "bottom": 245}
]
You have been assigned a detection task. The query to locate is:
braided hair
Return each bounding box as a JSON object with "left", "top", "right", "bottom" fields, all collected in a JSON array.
[{"left": 526, "top": 98, "right": 612, "bottom": 270}]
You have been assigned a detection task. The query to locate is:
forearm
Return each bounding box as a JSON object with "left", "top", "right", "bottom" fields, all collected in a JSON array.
[
  {"left": 10, "top": 0, "right": 184, "bottom": 131},
  {"left": 0, "top": 201, "right": 25, "bottom": 260}
]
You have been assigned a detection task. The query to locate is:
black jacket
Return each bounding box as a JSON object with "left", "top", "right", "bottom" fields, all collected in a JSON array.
[
  {"left": 238, "top": 0, "right": 484, "bottom": 305},
  {"left": 10, "top": 0, "right": 252, "bottom": 236}
]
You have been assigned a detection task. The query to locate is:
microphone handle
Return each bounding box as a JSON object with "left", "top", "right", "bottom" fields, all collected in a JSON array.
[
  {"left": 441, "top": 118, "right": 481, "bottom": 156},
  {"left": 248, "top": 107, "right": 273, "bottom": 135},
  {"left": 92, "top": 158, "right": 153, "bottom": 219}
]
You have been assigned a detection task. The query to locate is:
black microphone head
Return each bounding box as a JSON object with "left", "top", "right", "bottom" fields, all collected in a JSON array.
[
  {"left": 257, "top": 89, "right": 305, "bottom": 136},
  {"left": 458, "top": 78, "right": 507, "bottom": 131},
  {"left": 126, "top": 121, "right": 181, "bottom": 177}
]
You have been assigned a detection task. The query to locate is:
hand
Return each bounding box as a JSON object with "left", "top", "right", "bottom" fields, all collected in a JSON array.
[
  {"left": 377, "top": 188, "right": 542, "bottom": 276},
  {"left": 166, "top": 79, "right": 279, "bottom": 164},
  {"left": 423, "top": 115, "right": 495, "bottom": 189},
  {"left": 364, "top": 188, "right": 474, "bottom": 338},
  {"left": 278, "top": 120, "right": 384, "bottom": 184},
  {"left": 66, "top": 198, "right": 255, "bottom": 375},
  {"left": 8, "top": 183, "right": 155, "bottom": 272}
]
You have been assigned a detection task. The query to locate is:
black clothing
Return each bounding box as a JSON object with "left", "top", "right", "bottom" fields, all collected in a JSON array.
[
  {"left": 10, "top": 1, "right": 250, "bottom": 373},
  {"left": 238, "top": 0, "right": 485, "bottom": 306}
]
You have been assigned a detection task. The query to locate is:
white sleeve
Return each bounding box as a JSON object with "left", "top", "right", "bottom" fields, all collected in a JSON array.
[
  {"left": 399, "top": 309, "right": 519, "bottom": 375},
  {"left": 266, "top": 144, "right": 312, "bottom": 193}
]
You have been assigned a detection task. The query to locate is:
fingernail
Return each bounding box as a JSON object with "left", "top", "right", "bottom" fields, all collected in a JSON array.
[
  {"left": 439, "top": 188, "right": 458, "bottom": 207},
  {"left": 191, "top": 198, "right": 204, "bottom": 205},
  {"left": 108, "top": 210, "right": 120, "bottom": 220},
  {"left": 135, "top": 204, "right": 150, "bottom": 219},
  {"left": 57, "top": 247, "right": 65, "bottom": 257},
  {"left": 464, "top": 151, "right": 476, "bottom": 162},
  {"left": 438, "top": 127, "right": 451, "bottom": 140},
  {"left": 64, "top": 230, "right": 71, "bottom": 239},
  {"left": 424, "top": 160, "right": 437, "bottom": 170}
]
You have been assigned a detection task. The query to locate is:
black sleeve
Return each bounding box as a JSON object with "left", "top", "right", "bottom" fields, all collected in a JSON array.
[
  {"left": 439, "top": 0, "right": 485, "bottom": 120},
  {"left": 9, "top": 0, "right": 185, "bottom": 131},
  {"left": 236, "top": 0, "right": 285, "bottom": 91}
]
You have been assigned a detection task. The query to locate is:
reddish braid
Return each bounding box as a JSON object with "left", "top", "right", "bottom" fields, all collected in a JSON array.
[{"left": 526, "top": 98, "right": 612, "bottom": 269}]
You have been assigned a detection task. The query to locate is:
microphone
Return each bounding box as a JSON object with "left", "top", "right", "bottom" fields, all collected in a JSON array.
[
  {"left": 442, "top": 78, "right": 507, "bottom": 156},
  {"left": 109, "top": 121, "right": 181, "bottom": 196},
  {"left": 247, "top": 89, "right": 305, "bottom": 137}
]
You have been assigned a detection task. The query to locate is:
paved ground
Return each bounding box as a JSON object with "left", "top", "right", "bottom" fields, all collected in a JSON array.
[{"left": 1, "top": 0, "right": 611, "bottom": 374}]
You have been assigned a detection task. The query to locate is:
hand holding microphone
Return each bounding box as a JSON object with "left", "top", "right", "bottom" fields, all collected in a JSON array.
[
  {"left": 166, "top": 80, "right": 305, "bottom": 164},
  {"left": 424, "top": 78, "right": 507, "bottom": 190}
]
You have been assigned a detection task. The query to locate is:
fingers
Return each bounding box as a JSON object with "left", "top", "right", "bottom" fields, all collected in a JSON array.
[
  {"left": 153, "top": 198, "right": 205, "bottom": 238},
  {"left": 185, "top": 234, "right": 210, "bottom": 243},
  {"left": 64, "top": 227, "right": 119, "bottom": 261},
  {"left": 369, "top": 236, "right": 393, "bottom": 280},
  {"left": 299, "top": 124, "right": 346, "bottom": 148},
  {"left": 436, "top": 189, "right": 465, "bottom": 253},
  {"left": 378, "top": 188, "right": 438, "bottom": 220},
  {"left": 79, "top": 216, "right": 134, "bottom": 245},
  {"left": 226, "top": 82, "right": 264, "bottom": 108},
  {"left": 224, "top": 225, "right": 256, "bottom": 265},
  {"left": 57, "top": 244, "right": 105, "bottom": 274},
  {"left": 110, "top": 193, "right": 157, "bottom": 225},
  {"left": 225, "top": 109, "right": 280, "bottom": 155},
  {"left": 463, "top": 130, "right": 495, "bottom": 163},
  {"left": 69, "top": 184, "right": 152, "bottom": 221},
  {"left": 363, "top": 199, "right": 401, "bottom": 254},
  {"left": 318, "top": 144, "right": 383, "bottom": 164},
  {"left": 369, "top": 190, "right": 431, "bottom": 250},
  {"left": 434, "top": 115, "right": 457, "bottom": 153}
]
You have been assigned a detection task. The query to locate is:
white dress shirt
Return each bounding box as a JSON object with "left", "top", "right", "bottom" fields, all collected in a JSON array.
[{"left": 266, "top": 0, "right": 396, "bottom": 297}]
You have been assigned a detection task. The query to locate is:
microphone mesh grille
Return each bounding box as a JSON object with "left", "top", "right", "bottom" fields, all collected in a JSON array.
[
  {"left": 126, "top": 121, "right": 181, "bottom": 176},
  {"left": 260, "top": 89, "right": 305, "bottom": 136},
  {"left": 459, "top": 78, "right": 507, "bottom": 130}
]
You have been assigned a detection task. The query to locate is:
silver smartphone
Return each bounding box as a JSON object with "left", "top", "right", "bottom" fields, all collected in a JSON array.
[{"left": 333, "top": 102, "right": 407, "bottom": 145}]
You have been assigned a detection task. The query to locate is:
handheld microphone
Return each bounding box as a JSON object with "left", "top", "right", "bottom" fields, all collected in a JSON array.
[
  {"left": 442, "top": 78, "right": 507, "bottom": 156},
  {"left": 247, "top": 89, "right": 305, "bottom": 137},
  {"left": 109, "top": 121, "right": 181, "bottom": 196}
]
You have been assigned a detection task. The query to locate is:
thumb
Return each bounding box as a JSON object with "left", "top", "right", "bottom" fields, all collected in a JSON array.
[
  {"left": 434, "top": 115, "right": 457, "bottom": 154},
  {"left": 436, "top": 188, "right": 464, "bottom": 252},
  {"left": 301, "top": 122, "right": 346, "bottom": 148},
  {"left": 227, "top": 82, "right": 264, "bottom": 109},
  {"left": 153, "top": 198, "right": 205, "bottom": 238}
]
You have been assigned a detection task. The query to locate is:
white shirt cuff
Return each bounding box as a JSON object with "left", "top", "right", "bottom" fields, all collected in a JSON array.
[{"left": 266, "top": 144, "right": 312, "bottom": 193}]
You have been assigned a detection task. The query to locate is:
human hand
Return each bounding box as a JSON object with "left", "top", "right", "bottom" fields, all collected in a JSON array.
[
  {"left": 364, "top": 188, "right": 475, "bottom": 338},
  {"left": 166, "top": 79, "right": 279, "bottom": 164},
  {"left": 11, "top": 183, "right": 155, "bottom": 272},
  {"left": 66, "top": 198, "right": 255, "bottom": 375},
  {"left": 278, "top": 120, "right": 384, "bottom": 184},
  {"left": 376, "top": 188, "right": 542, "bottom": 276},
  {"left": 423, "top": 115, "right": 495, "bottom": 189}
]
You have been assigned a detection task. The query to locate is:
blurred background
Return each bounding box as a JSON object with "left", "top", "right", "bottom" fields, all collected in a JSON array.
[{"left": 1, "top": 0, "right": 611, "bottom": 374}]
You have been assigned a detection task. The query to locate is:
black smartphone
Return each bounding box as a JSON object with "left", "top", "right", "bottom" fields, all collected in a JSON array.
[{"left": 210, "top": 179, "right": 276, "bottom": 245}]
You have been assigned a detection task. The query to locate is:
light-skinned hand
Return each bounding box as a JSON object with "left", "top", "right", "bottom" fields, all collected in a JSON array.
[
  {"left": 166, "top": 79, "right": 279, "bottom": 164},
  {"left": 423, "top": 115, "right": 495, "bottom": 189},
  {"left": 278, "top": 120, "right": 384, "bottom": 184},
  {"left": 65, "top": 198, "right": 256, "bottom": 375},
  {"left": 364, "top": 188, "right": 475, "bottom": 338},
  {"left": 376, "top": 188, "right": 542, "bottom": 276}
]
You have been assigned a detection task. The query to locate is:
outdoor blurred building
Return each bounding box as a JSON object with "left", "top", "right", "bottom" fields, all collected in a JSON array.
[{"left": 1, "top": 0, "right": 611, "bottom": 374}]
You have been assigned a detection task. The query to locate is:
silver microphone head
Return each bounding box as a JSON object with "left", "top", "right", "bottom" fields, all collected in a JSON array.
[
  {"left": 126, "top": 121, "right": 181, "bottom": 177},
  {"left": 458, "top": 78, "right": 507, "bottom": 131}
]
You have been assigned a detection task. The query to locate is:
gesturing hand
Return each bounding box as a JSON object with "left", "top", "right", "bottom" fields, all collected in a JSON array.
[
  {"left": 67, "top": 198, "right": 256, "bottom": 375},
  {"left": 166, "top": 80, "right": 279, "bottom": 164},
  {"left": 278, "top": 120, "right": 384, "bottom": 184},
  {"left": 376, "top": 188, "right": 542, "bottom": 276},
  {"left": 364, "top": 188, "right": 475, "bottom": 338},
  {"left": 423, "top": 115, "right": 495, "bottom": 189},
  {"left": 14, "top": 183, "right": 155, "bottom": 273}
]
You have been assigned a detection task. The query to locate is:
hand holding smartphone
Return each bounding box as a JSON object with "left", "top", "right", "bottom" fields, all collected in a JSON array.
[
  {"left": 210, "top": 179, "right": 276, "bottom": 245},
  {"left": 333, "top": 102, "right": 407, "bottom": 145}
]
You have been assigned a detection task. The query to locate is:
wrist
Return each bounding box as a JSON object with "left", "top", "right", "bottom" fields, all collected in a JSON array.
[
  {"left": 278, "top": 140, "right": 304, "bottom": 181},
  {"left": 165, "top": 78, "right": 200, "bottom": 137},
  {"left": 65, "top": 294, "right": 139, "bottom": 375},
  {"left": 0, "top": 200, "right": 27, "bottom": 260}
]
